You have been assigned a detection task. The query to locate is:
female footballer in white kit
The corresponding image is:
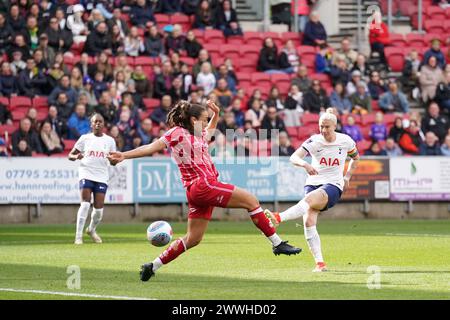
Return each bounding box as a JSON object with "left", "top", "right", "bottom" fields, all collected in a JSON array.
[
  {"left": 265, "top": 108, "right": 360, "bottom": 272},
  {"left": 68, "top": 114, "right": 116, "bottom": 245}
]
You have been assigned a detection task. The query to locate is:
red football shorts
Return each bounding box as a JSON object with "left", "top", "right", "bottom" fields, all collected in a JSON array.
[{"left": 186, "top": 178, "right": 235, "bottom": 220}]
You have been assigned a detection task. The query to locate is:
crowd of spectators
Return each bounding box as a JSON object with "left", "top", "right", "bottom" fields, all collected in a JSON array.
[{"left": 0, "top": 0, "right": 449, "bottom": 158}]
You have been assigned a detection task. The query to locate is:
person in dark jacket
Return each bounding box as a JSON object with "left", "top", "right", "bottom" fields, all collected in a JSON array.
[
  {"left": 0, "top": 12, "right": 13, "bottom": 55},
  {"left": 258, "top": 38, "right": 289, "bottom": 74},
  {"left": 130, "top": 0, "right": 156, "bottom": 28},
  {"left": 7, "top": 4, "right": 26, "bottom": 32},
  {"left": 435, "top": 71, "right": 450, "bottom": 113},
  {"left": 44, "top": 16, "right": 73, "bottom": 52},
  {"left": 419, "top": 131, "right": 443, "bottom": 156},
  {"left": 84, "top": 22, "right": 112, "bottom": 57},
  {"left": 193, "top": 0, "right": 216, "bottom": 29},
  {"left": 17, "top": 58, "right": 47, "bottom": 97},
  {"left": 0, "top": 101, "right": 12, "bottom": 125},
  {"left": 144, "top": 24, "right": 165, "bottom": 57},
  {"left": 182, "top": 0, "right": 200, "bottom": 15},
  {"left": 215, "top": 0, "right": 239, "bottom": 31},
  {"left": 161, "top": 0, "right": 182, "bottom": 14},
  {"left": 302, "top": 11, "right": 327, "bottom": 46},
  {"left": 150, "top": 95, "right": 173, "bottom": 128},
  {"left": 0, "top": 62, "right": 18, "bottom": 97},
  {"left": 183, "top": 30, "right": 203, "bottom": 59},
  {"left": 260, "top": 106, "right": 287, "bottom": 140},
  {"left": 45, "top": 105, "right": 69, "bottom": 139},
  {"left": 303, "top": 80, "right": 331, "bottom": 113},
  {"left": 94, "top": 91, "right": 117, "bottom": 127},
  {"left": 421, "top": 102, "right": 449, "bottom": 143},
  {"left": 8, "top": 34, "right": 31, "bottom": 61},
  {"left": 11, "top": 117, "right": 43, "bottom": 154},
  {"left": 367, "top": 71, "right": 387, "bottom": 100}
]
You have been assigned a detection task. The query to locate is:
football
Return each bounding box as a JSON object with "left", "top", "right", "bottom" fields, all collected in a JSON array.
[{"left": 147, "top": 221, "right": 173, "bottom": 247}]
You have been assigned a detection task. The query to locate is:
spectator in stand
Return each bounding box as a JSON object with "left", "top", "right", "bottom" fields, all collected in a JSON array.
[
  {"left": 67, "top": 104, "right": 90, "bottom": 140},
  {"left": 419, "top": 56, "right": 444, "bottom": 103},
  {"left": 398, "top": 120, "right": 422, "bottom": 155},
  {"left": 368, "top": 10, "right": 389, "bottom": 65},
  {"left": 0, "top": 101, "right": 12, "bottom": 125},
  {"left": 166, "top": 24, "right": 186, "bottom": 55},
  {"left": 0, "top": 138, "right": 7, "bottom": 157},
  {"left": 421, "top": 102, "right": 449, "bottom": 143},
  {"left": 246, "top": 88, "right": 265, "bottom": 109},
  {"left": 108, "top": 8, "right": 130, "bottom": 38},
  {"left": 70, "top": 67, "right": 84, "bottom": 92},
  {"left": 161, "top": 0, "right": 182, "bottom": 14},
  {"left": 95, "top": 91, "right": 117, "bottom": 126},
  {"left": 291, "top": 0, "right": 315, "bottom": 32},
  {"left": 343, "top": 115, "right": 363, "bottom": 142},
  {"left": 379, "top": 80, "right": 410, "bottom": 114},
  {"left": 144, "top": 24, "right": 165, "bottom": 58},
  {"left": 291, "top": 64, "right": 312, "bottom": 93},
  {"left": 170, "top": 52, "right": 186, "bottom": 76},
  {"left": 436, "top": 71, "right": 450, "bottom": 113},
  {"left": 17, "top": 58, "right": 47, "bottom": 97},
  {"left": 315, "top": 43, "right": 333, "bottom": 74},
  {"left": 132, "top": 65, "right": 152, "bottom": 98},
  {"left": 66, "top": 4, "right": 88, "bottom": 44},
  {"left": 279, "top": 40, "right": 300, "bottom": 73},
  {"left": 423, "top": 38, "right": 446, "bottom": 70},
  {"left": 419, "top": 131, "right": 442, "bottom": 156},
  {"left": 109, "top": 125, "right": 125, "bottom": 151},
  {"left": 272, "top": 131, "right": 295, "bottom": 156},
  {"left": 150, "top": 95, "right": 173, "bottom": 129},
  {"left": 266, "top": 86, "right": 285, "bottom": 111},
  {"left": 229, "top": 98, "right": 245, "bottom": 128},
  {"left": 370, "top": 112, "right": 388, "bottom": 142},
  {"left": 368, "top": 71, "right": 387, "bottom": 101},
  {"left": 196, "top": 62, "right": 216, "bottom": 96},
  {"left": 258, "top": 38, "right": 293, "bottom": 74},
  {"left": 350, "top": 81, "right": 372, "bottom": 115},
  {"left": 130, "top": 0, "right": 156, "bottom": 28},
  {"left": 282, "top": 83, "right": 304, "bottom": 126},
  {"left": 330, "top": 55, "right": 351, "bottom": 86},
  {"left": 40, "top": 121, "right": 63, "bottom": 155},
  {"left": 10, "top": 50, "right": 27, "bottom": 76},
  {"left": 441, "top": 134, "right": 450, "bottom": 156},
  {"left": 33, "top": 49, "right": 48, "bottom": 73},
  {"left": 124, "top": 26, "right": 145, "bottom": 57},
  {"left": 260, "top": 106, "right": 287, "bottom": 140},
  {"left": 45, "top": 105, "right": 68, "bottom": 138},
  {"left": 9, "top": 34, "right": 31, "bottom": 61},
  {"left": 111, "top": 71, "right": 127, "bottom": 97},
  {"left": 116, "top": 107, "right": 137, "bottom": 151},
  {"left": 193, "top": 0, "right": 216, "bottom": 29},
  {"left": 0, "top": 12, "right": 13, "bottom": 55},
  {"left": 389, "top": 117, "right": 405, "bottom": 143},
  {"left": 114, "top": 54, "right": 133, "bottom": 83},
  {"left": 12, "top": 117, "right": 43, "bottom": 155},
  {"left": 303, "top": 80, "right": 331, "bottom": 114},
  {"left": 182, "top": 0, "right": 201, "bottom": 15},
  {"left": 136, "top": 118, "right": 155, "bottom": 146},
  {"left": 216, "top": 0, "right": 242, "bottom": 36},
  {"left": 217, "top": 111, "right": 238, "bottom": 136},
  {"left": 213, "top": 78, "right": 233, "bottom": 107},
  {"left": 364, "top": 141, "right": 387, "bottom": 156},
  {"left": 8, "top": 4, "right": 26, "bottom": 32},
  {"left": 302, "top": 11, "right": 327, "bottom": 46},
  {"left": 49, "top": 75, "right": 78, "bottom": 107},
  {"left": 330, "top": 82, "right": 352, "bottom": 115},
  {"left": 85, "top": 22, "right": 112, "bottom": 57},
  {"left": 352, "top": 54, "right": 371, "bottom": 81},
  {"left": 45, "top": 16, "right": 72, "bottom": 53},
  {"left": 168, "top": 76, "right": 187, "bottom": 102},
  {"left": 79, "top": 77, "right": 98, "bottom": 109},
  {"left": 26, "top": 107, "right": 40, "bottom": 132},
  {"left": 90, "top": 51, "right": 114, "bottom": 82},
  {"left": 216, "top": 64, "right": 237, "bottom": 94},
  {"left": 183, "top": 30, "right": 203, "bottom": 59},
  {"left": 401, "top": 49, "right": 421, "bottom": 96},
  {"left": 332, "top": 38, "right": 358, "bottom": 68},
  {"left": 346, "top": 70, "right": 364, "bottom": 96},
  {"left": 245, "top": 98, "right": 266, "bottom": 129},
  {"left": 12, "top": 139, "right": 32, "bottom": 156},
  {"left": 0, "top": 62, "right": 17, "bottom": 97},
  {"left": 384, "top": 137, "right": 403, "bottom": 156},
  {"left": 192, "top": 49, "right": 215, "bottom": 78},
  {"left": 23, "top": 16, "right": 40, "bottom": 51},
  {"left": 153, "top": 61, "right": 174, "bottom": 99}
]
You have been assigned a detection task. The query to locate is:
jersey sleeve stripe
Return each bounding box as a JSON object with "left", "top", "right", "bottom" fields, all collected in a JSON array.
[
  {"left": 302, "top": 146, "right": 310, "bottom": 153},
  {"left": 159, "top": 136, "right": 170, "bottom": 147}
]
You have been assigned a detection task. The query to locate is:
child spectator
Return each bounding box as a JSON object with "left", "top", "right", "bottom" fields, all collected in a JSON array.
[{"left": 370, "top": 112, "right": 388, "bottom": 142}]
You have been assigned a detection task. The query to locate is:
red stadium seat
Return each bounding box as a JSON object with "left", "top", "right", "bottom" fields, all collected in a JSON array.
[
  {"left": 203, "top": 43, "right": 221, "bottom": 58},
  {"left": 424, "top": 21, "right": 446, "bottom": 34},
  {"left": 237, "top": 58, "right": 257, "bottom": 73},
  {"left": 139, "top": 110, "right": 151, "bottom": 121},
  {"left": 154, "top": 14, "right": 170, "bottom": 25},
  {"left": 270, "top": 74, "right": 291, "bottom": 95},
  {"left": 301, "top": 113, "right": 320, "bottom": 125},
  {"left": 170, "top": 14, "right": 191, "bottom": 32},
  {"left": 180, "top": 56, "right": 195, "bottom": 67},
  {"left": 262, "top": 31, "right": 283, "bottom": 48},
  {"left": 281, "top": 32, "right": 302, "bottom": 47},
  {"left": 298, "top": 124, "right": 319, "bottom": 140},
  {"left": 143, "top": 98, "right": 160, "bottom": 110},
  {"left": 11, "top": 110, "right": 26, "bottom": 121},
  {"left": 204, "top": 29, "right": 225, "bottom": 44},
  {"left": 37, "top": 109, "right": 48, "bottom": 121},
  {"left": 70, "top": 42, "right": 85, "bottom": 56},
  {"left": 0, "top": 124, "right": 17, "bottom": 136},
  {"left": 220, "top": 44, "right": 240, "bottom": 61},
  {"left": 226, "top": 36, "right": 244, "bottom": 45},
  {"left": 251, "top": 72, "right": 271, "bottom": 87},
  {"left": 240, "top": 45, "right": 260, "bottom": 62},
  {"left": 341, "top": 114, "right": 362, "bottom": 126},
  {"left": 424, "top": 33, "right": 447, "bottom": 46},
  {"left": 32, "top": 97, "right": 48, "bottom": 109},
  {"left": 135, "top": 56, "right": 156, "bottom": 67},
  {"left": 357, "top": 139, "right": 372, "bottom": 153},
  {"left": 385, "top": 47, "right": 405, "bottom": 72},
  {"left": 426, "top": 6, "right": 447, "bottom": 20},
  {"left": 361, "top": 113, "right": 377, "bottom": 126},
  {"left": 360, "top": 125, "right": 371, "bottom": 140},
  {"left": 0, "top": 97, "right": 9, "bottom": 107},
  {"left": 236, "top": 72, "right": 251, "bottom": 89},
  {"left": 243, "top": 32, "right": 263, "bottom": 46},
  {"left": 389, "top": 33, "right": 407, "bottom": 48},
  {"left": 286, "top": 127, "right": 299, "bottom": 139},
  {"left": 383, "top": 113, "right": 398, "bottom": 125},
  {"left": 10, "top": 96, "right": 31, "bottom": 111},
  {"left": 405, "top": 34, "right": 426, "bottom": 48}
]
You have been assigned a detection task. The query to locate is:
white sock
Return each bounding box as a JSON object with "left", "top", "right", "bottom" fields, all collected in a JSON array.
[
  {"left": 152, "top": 257, "right": 163, "bottom": 272},
  {"left": 268, "top": 234, "right": 282, "bottom": 247},
  {"left": 88, "top": 208, "right": 103, "bottom": 232},
  {"left": 76, "top": 202, "right": 90, "bottom": 239},
  {"left": 304, "top": 225, "right": 324, "bottom": 263},
  {"left": 280, "top": 199, "right": 309, "bottom": 222}
]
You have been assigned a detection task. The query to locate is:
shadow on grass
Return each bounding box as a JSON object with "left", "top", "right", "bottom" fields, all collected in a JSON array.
[{"left": 0, "top": 263, "right": 449, "bottom": 300}]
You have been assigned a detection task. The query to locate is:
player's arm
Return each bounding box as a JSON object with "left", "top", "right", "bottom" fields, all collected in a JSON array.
[
  {"left": 107, "top": 139, "right": 166, "bottom": 165},
  {"left": 290, "top": 147, "right": 318, "bottom": 175},
  {"left": 344, "top": 147, "right": 360, "bottom": 190},
  {"left": 205, "top": 99, "right": 220, "bottom": 140},
  {"left": 68, "top": 148, "right": 83, "bottom": 161}
]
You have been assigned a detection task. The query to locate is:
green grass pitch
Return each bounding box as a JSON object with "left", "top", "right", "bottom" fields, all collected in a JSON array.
[{"left": 0, "top": 220, "right": 449, "bottom": 300}]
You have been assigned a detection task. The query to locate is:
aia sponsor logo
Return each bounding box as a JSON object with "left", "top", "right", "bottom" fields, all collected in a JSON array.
[
  {"left": 87, "top": 150, "right": 105, "bottom": 158},
  {"left": 319, "top": 157, "right": 340, "bottom": 166}
]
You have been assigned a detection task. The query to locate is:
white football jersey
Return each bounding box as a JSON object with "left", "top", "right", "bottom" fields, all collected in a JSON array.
[
  {"left": 300, "top": 133, "right": 357, "bottom": 190},
  {"left": 74, "top": 133, "right": 117, "bottom": 184}
]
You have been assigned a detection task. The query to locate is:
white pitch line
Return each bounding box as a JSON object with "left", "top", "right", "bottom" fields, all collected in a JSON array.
[
  {"left": 0, "top": 288, "right": 157, "bottom": 300},
  {"left": 385, "top": 233, "right": 450, "bottom": 238}
]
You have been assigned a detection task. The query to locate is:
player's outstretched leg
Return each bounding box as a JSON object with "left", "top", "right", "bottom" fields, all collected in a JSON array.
[
  {"left": 264, "top": 198, "right": 311, "bottom": 227},
  {"left": 86, "top": 207, "right": 103, "bottom": 243},
  {"left": 141, "top": 219, "right": 208, "bottom": 282},
  {"left": 227, "top": 187, "right": 301, "bottom": 256}
]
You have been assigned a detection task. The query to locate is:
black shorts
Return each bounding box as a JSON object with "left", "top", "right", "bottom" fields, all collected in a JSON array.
[{"left": 79, "top": 179, "right": 108, "bottom": 194}]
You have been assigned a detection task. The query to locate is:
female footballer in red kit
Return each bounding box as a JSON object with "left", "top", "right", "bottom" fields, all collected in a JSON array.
[{"left": 108, "top": 100, "right": 301, "bottom": 281}]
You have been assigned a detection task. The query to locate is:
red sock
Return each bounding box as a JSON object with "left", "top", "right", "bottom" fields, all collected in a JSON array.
[
  {"left": 249, "top": 207, "right": 276, "bottom": 237},
  {"left": 159, "top": 238, "right": 187, "bottom": 265}
]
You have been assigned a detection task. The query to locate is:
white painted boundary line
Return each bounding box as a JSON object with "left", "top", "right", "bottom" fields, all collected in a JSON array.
[
  {"left": 0, "top": 288, "right": 157, "bottom": 300},
  {"left": 385, "top": 233, "right": 450, "bottom": 238}
]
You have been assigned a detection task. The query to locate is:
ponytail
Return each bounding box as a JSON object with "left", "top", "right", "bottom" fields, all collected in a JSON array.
[{"left": 166, "top": 100, "right": 207, "bottom": 134}]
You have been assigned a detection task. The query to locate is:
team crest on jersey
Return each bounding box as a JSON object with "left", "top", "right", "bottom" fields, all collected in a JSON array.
[
  {"left": 320, "top": 157, "right": 340, "bottom": 166},
  {"left": 338, "top": 148, "right": 342, "bottom": 154}
]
